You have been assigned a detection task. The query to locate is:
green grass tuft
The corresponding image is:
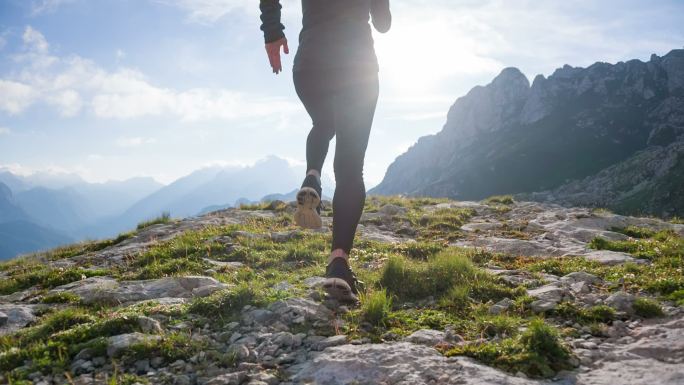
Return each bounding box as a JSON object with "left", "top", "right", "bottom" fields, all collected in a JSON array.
[
  {"left": 380, "top": 248, "right": 479, "bottom": 301},
  {"left": 360, "top": 289, "right": 392, "bottom": 326},
  {"left": 137, "top": 212, "right": 172, "bottom": 230},
  {"left": 483, "top": 195, "right": 515, "bottom": 205},
  {"left": 633, "top": 297, "right": 664, "bottom": 318}
]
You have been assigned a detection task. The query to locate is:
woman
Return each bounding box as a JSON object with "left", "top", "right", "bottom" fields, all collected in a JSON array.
[{"left": 259, "top": 0, "right": 391, "bottom": 302}]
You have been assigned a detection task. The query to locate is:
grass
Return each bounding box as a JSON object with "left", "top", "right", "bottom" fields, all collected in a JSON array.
[
  {"left": 380, "top": 249, "right": 480, "bottom": 301},
  {"left": 667, "top": 289, "right": 684, "bottom": 306},
  {"left": 188, "top": 283, "right": 278, "bottom": 322},
  {"left": 445, "top": 319, "right": 573, "bottom": 378},
  {"left": 136, "top": 212, "right": 173, "bottom": 230},
  {"left": 554, "top": 302, "right": 615, "bottom": 324},
  {"left": 483, "top": 195, "right": 515, "bottom": 205},
  {"left": 633, "top": 297, "right": 664, "bottom": 318},
  {"left": 359, "top": 289, "right": 392, "bottom": 326},
  {"left": 589, "top": 229, "right": 683, "bottom": 260},
  {"left": 0, "top": 267, "right": 110, "bottom": 295},
  {"left": 240, "top": 200, "right": 289, "bottom": 212},
  {"left": 1, "top": 195, "right": 679, "bottom": 381}
]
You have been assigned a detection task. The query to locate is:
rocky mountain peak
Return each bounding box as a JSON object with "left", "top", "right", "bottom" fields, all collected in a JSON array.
[
  {"left": 661, "top": 49, "right": 684, "bottom": 92},
  {"left": 371, "top": 49, "right": 684, "bottom": 216},
  {"left": 442, "top": 67, "right": 530, "bottom": 140}
]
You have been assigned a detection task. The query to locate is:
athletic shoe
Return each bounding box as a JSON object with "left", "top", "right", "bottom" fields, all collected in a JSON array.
[
  {"left": 295, "top": 174, "right": 322, "bottom": 229},
  {"left": 323, "top": 257, "right": 364, "bottom": 303}
]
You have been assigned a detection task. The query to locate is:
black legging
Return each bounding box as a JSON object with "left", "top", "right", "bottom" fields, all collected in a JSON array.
[{"left": 294, "top": 69, "right": 379, "bottom": 254}]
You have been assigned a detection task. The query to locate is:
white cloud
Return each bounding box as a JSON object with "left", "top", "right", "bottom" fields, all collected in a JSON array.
[
  {"left": 0, "top": 26, "right": 298, "bottom": 121},
  {"left": 156, "top": 0, "right": 256, "bottom": 24},
  {"left": 0, "top": 127, "right": 11, "bottom": 135},
  {"left": 30, "top": 0, "right": 78, "bottom": 15},
  {"left": 0, "top": 36, "right": 6, "bottom": 51},
  {"left": 0, "top": 80, "right": 36, "bottom": 115},
  {"left": 115, "top": 137, "right": 157, "bottom": 148}
]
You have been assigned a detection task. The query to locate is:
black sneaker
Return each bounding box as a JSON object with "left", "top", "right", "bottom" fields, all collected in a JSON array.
[
  {"left": 323, "top": 257, "right": 364, "bottom": 303},
  {"left": 295, "top": 174, "right": 322, "bottom": 229}
]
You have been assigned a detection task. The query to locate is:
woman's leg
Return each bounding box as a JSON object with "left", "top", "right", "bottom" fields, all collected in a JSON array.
[
  {"left": 331, "top": 73, "right": 380, "bottom": 254},
  {"left": 293, "top": 70, "right": 336, "bottom": 176}
]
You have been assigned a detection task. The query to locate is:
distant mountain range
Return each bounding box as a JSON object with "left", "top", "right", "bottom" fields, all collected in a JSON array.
[
  {"left": 0, "top": 157, "right": 333, "bottom": 259},
  {"left": 371, "top": 49, "right": 684, "bottom": 218},
  {"left": 0, "top": 182, "right": 72, "bottom": 259}
]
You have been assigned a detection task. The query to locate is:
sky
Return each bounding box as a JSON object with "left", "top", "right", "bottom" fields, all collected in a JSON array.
[{"left": 0, "top": 0, "right": 683, "bottom": 187}]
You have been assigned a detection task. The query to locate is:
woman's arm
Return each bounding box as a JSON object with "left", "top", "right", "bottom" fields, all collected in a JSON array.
[
  {"left": 371, "top": 0, "right": 391, "bottom": 33},
  {"left": 259, "top": 0, "right": 288, "bottom": 74}
]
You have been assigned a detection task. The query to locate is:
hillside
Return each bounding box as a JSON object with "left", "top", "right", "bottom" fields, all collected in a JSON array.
[
  {"left": 371, "top": 49, "right": 684, "bottom": 218},
  {"left": 0, "top": 197, "right": 682, "bottom": 384}
]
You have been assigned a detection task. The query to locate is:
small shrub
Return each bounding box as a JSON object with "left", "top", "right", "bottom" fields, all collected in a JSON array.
[
  {"left": 633, "top": 298, "right": 664, "bottom": 318},
  {"left": 360, "top": 289, "right": 392, "bottom": 326}
]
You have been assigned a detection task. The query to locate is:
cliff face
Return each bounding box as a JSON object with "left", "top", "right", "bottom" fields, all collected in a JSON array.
[{"left": 371, "top": 50, "right": 684, "bottom": 217}]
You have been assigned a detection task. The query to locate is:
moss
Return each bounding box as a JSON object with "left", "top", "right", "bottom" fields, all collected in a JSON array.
[{"left": 633, "top": 298, "right": 664, "bottom": 318}]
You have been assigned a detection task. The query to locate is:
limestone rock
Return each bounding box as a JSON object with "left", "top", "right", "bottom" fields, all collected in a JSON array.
[
  {"left": 48, "top": 276, "right": 227, "bottom": 305},
  {"left": 404, "top": 329, "right": 446, "bottom": 346},
  {"left": 0, "top": 304, "right": 37, "bottom": 335},
  {"left": 205, "top": 371, "right": 247, "bottom": 385},
  {"left": 107, "top": 333, "right": 161, "bottom": 357},
  {"left": 489, "top": 298, "right": 515, "bottom": 315},
  {"left": 289, "top": 342, "right": 543, "bottom": 385},
  {"left": 581, "top": 250, "right": 641, "bottom": 265},
  {"left": 605, "top": 291, "right": 636, "bottom": 314}
]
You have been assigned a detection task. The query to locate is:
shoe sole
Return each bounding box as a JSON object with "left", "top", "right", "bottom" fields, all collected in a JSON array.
[
  {"left": 294, "top": 187, "right": 322, "bottom": 229},
  {"left": 323, "top": 277, "right": 358, "bottom": 303}
]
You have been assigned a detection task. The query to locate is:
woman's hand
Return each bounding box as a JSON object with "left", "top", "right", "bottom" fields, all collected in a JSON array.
[{"left": 265, "top": 37, "right": 289, "bottom": 74}]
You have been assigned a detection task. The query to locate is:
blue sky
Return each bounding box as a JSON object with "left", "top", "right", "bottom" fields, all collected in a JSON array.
[{"left": 1, "top": 0, "right": 683, "bottom": 187}]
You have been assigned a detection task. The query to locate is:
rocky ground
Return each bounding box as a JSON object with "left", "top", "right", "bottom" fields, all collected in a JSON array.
[{"left": 0, "top": 196, "right": 682, "bottom": 384}]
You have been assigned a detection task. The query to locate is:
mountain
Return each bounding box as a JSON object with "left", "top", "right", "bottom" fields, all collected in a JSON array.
[
  {"left": 14, "top": 187, "right": 95, "bottom": 235},
  {"left": 0, "top": 182, "right": 28, "bottom": 222},
  {"left": 101, "top": 156, "right": 333, "bottom": 236},
  {"left": 371, "top": 49, "right": 684, "bottom": 217},
  {"left": 0, "top": 182, "right": 72, "bottom": 259}
]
